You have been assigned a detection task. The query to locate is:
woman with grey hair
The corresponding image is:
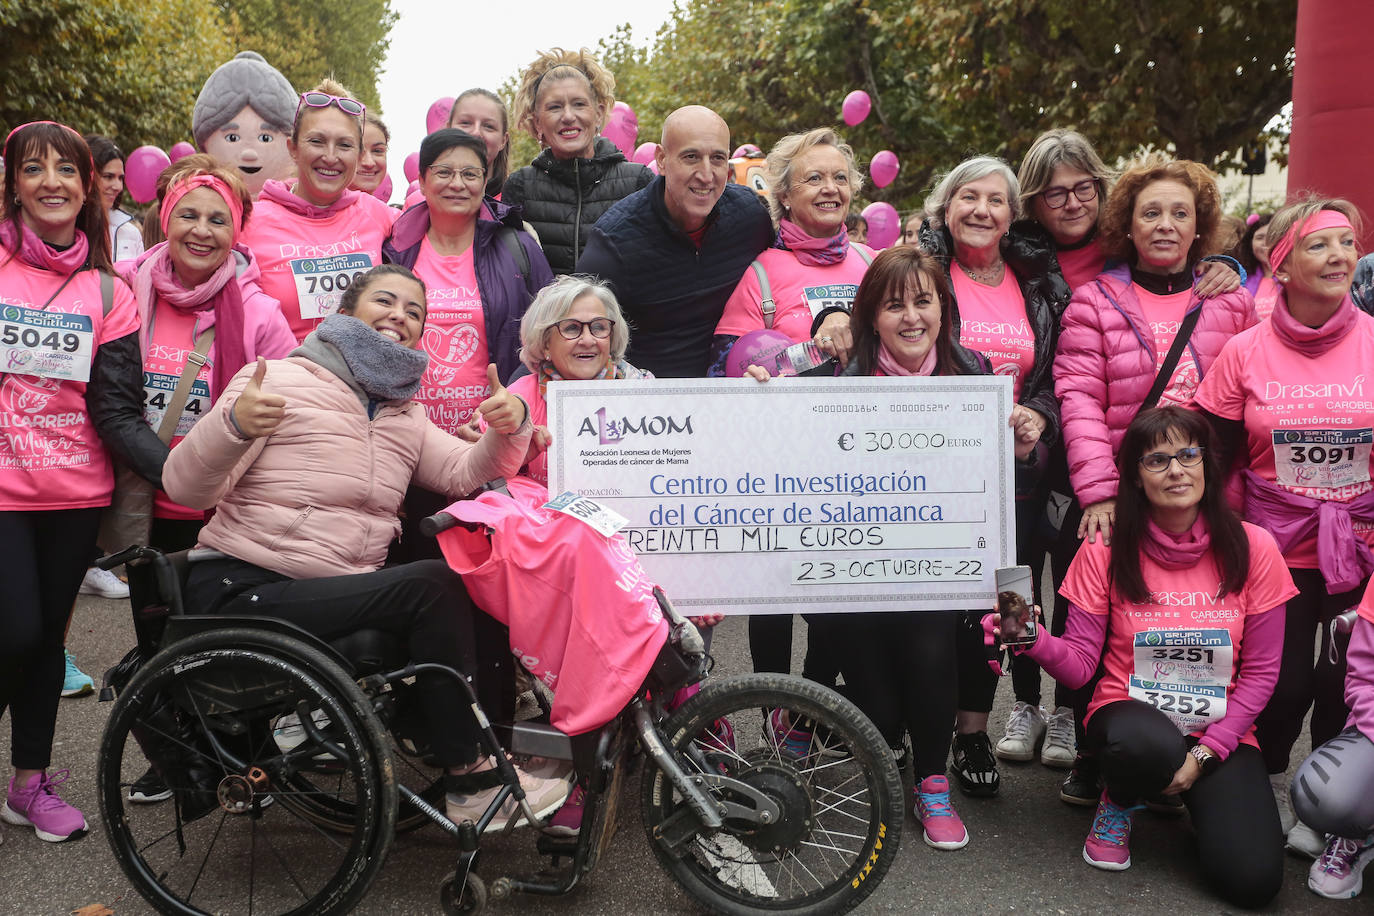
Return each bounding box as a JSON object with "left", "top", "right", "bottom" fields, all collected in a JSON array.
[
  {"left": 709, "top": 127, "right": 873, "bottom": 376},
  {"left": 917, "top": 155, "right": 1070, "bottom": 800}
]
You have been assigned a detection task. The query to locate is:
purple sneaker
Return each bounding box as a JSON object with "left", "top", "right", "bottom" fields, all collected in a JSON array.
[
  {"left": 1082, "top": 790, "right": 1141, "bottom": 871},
  {"left": 703, "top": 716, "right": 735, "bottom": 753},
  {"left": 543, "top": 784, "right": 586, "bottom": 837},
  {"left": 2, "top": 770, "right": 88, "bottom": 842},
  {"left": 1309, "top": 832, "right": 1374, "bottom": 899},
  {"left": 914, "top": 775, "right": 969, "bottom": 850},
  {"left": 768, "top": 708, "right": 816, "bottom": 758}
]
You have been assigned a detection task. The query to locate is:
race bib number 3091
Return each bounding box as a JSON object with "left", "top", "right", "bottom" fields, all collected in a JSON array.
[{"left": 1272, "top": 428, "right": 1373, "bottom": 489}]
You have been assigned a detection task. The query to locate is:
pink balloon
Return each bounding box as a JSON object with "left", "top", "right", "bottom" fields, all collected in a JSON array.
[
  {"left": 426, "top": 97, "right": 455, "bottom": 135},
  {"left": 869, "top": 150, "right": 900, "bottom": 188},
  {"left": 406, "top": 180, "right": 420, "bottom": 197},
  {"left": 861, "top": 202, "right": 900, "bottom": 249},
  {"left": 732, "top": 144, "right": 762, "bottom": 159},
  {"left": 602, "top": 102, "right": 638, "bottom": 158},
  {"left": 125, "top": 145, "right": 171, "bottom": 203},
  {"left": 403, "top": 152, "right": 420, "bottom": 184},
  {"left": 633, "top": 142, "right": 659, "bottom": 166},
  {"left": 168, "top": 141, "right": 196, "bottom": 163},
  {"left": 841, "top": 90, "right": 872, "bottom": 127},
  {"left": 374, "top": 173, "right": 393, "bottom": 202},
  {"left": 647, "top": 158, "right": 660, "bottom": 176}
]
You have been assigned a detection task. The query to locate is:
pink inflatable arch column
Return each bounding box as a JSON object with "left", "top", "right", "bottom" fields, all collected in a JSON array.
[{"left": 1288, "top": 1, "right": 1374, "bottom": 250}]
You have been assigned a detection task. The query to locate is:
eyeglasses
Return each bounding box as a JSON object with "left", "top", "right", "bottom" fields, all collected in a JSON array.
[
  {"left": 1138, "top": 446, "right": 1205, "bottom": 473},
  {"left": 296, "top": 91, "right": 366, "bottom": 121},
  {"left": 1040, "top": 179, "right": 1098, "bottom": 210},
  {"left": 555, "top": 317, "right": 615, "bottom": 340},
  {"left": 428, "top": 166, "right": 486, "bottom": 185}
]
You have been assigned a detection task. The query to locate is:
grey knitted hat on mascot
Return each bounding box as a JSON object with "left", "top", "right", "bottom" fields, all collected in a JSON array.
[{"left": 192, "top": 51, "right": 298, "bottom": 149}]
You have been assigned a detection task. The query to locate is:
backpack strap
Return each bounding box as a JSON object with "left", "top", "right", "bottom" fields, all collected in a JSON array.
[
  {"left": 750, "top": 260, "right": 774, "bottom": 329},
  {"left": 855, "top": 246, "right": 873, "bottom": 266},
  {"left": 498, "top": 226, "right": 533, "bottom": 295},
  {"left": 99, "top": 269, "right": 114, "bottom": 316}
]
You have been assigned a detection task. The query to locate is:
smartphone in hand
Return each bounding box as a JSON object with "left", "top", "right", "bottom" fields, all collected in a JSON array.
[{"left": 995, "top": 565, "right": 1037, "bottom": 647}]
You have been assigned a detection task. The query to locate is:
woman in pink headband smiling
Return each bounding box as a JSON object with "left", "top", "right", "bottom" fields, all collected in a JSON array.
[{"left": 1195, "top": 196, "right": 1370, "bottom": 860}]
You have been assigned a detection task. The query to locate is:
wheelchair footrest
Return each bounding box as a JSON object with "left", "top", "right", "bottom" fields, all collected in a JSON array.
[{"left": 535, "top": 834, "right": 578, "bottom": 858}]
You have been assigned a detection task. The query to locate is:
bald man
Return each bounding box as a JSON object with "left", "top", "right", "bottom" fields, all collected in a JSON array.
[{"left": 577, "top": 106, "right": 774, "bottom": 377}]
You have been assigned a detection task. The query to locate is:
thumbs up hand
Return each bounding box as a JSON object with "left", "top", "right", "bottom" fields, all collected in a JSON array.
[
  {"left": 232, "top": 357, "right": 287, "bottom": 439},
  {"left": 476, "top": 363, "right": 528, "bottom": 435}
]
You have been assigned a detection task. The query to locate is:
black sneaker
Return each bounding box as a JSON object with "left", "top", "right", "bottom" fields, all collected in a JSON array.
[
  {"left": 128, "top": 767, "right": 172, "bottom": 804},
  {"left": 951, "top": 731, "right": 1000, "bottom": 797},
  {"left": 1144, "top": 791, "right": 1186, "bottom": 817},
  {"left": 1059, "top": 754, "right": 1100, "bottom": 806}
]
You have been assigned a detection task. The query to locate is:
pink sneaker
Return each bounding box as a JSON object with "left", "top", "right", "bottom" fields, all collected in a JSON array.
[
  {"left": 542, "top": 784, "right": 586, "bottom": 837},
  {"left": 913, "top": 775, "right": 969, "bottom": 850},
  {"left": 1082, "top": 790, "right": 1140, "bottom": 871},
  {"left": 2, "top": 770, "right": 88, "bottom": 842}
]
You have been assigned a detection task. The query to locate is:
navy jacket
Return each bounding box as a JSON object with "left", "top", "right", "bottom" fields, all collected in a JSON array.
[
  {"left": 577, "top": 178, "right": 774, "bottom": 377},
  {"left": 383, "top": 200, "right": 553, "bottom": 384}
]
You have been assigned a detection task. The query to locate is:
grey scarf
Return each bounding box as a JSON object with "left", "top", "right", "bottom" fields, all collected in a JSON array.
[{"left": 297, "top": 313, "right": 429, "bottom": 406}]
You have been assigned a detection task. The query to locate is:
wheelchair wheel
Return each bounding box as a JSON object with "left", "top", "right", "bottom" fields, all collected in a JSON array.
[
  {"left": 641, "top": 673, "right": 902, "bottom": 916},
  {"left": 98, "top": 628, "right": 397, "bottom": 916}
]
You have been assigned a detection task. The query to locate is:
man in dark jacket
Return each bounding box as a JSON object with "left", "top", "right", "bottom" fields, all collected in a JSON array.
[{"left": 577, "top": 106, "right": 774, "bottom": 377}]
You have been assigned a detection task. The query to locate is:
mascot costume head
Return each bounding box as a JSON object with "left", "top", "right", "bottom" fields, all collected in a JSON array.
[{"left": 193, "top": 51, "right": 297, "bottom": 198}]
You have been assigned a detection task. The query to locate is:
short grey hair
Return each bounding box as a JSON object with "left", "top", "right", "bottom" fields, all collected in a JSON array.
[
  {"left": 764, "top": 127, "right": 863, "bottom": 227},
  {"left": 923, "top": 156, "right": 1022, "bottom": 229},
  {"left": 520, "top": 275, "right": 629, "bottom": 366}
]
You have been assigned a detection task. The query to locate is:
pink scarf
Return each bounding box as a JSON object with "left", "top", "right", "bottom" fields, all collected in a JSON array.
[
  {"left": 1142, "top": 514, "right": 1210, "bottom": 570},
  {"left": 776, "top": 219, "right": 849, "bottom": 267},
  {"left": 259, "top": 179, "right": 360, "bottom": 219},
  {"left": 133, "top": 241, "right": 248, "bottom": 399},
  {"left": 875, "top": 342, "right": 937, "bottom": 377},
  {"left": 1270, "top": 291, "right": 1357, "bottom": 358},
  {"left": 0, "top": 220, "right": 90, "bottom": 274}
]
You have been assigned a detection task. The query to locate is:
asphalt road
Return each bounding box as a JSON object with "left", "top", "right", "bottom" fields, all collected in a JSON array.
[{"left": 0, "top": 596, "right": 1347, "bottom": 916}]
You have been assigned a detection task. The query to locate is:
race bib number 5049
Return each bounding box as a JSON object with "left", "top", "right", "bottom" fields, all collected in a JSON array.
[{"left": 0, "top": 304, "right": 94, "bottom": 382}]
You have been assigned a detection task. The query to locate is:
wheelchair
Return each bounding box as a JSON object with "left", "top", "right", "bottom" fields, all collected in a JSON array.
[{"left": 95, "top": 507, "right": 904, "bottom": 915}]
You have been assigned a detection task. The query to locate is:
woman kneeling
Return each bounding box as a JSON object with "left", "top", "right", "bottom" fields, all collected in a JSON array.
[{"left": 1001, "top": 407, "right": 1294, "bottom": 907}]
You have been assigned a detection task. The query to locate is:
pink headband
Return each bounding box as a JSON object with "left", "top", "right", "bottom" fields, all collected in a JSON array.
[
  {"left": 4, "top": 120, "right": 95, "bottom": 175},
  {"left": 1269, "top": 209, "right": 1354, "bottom": 274},
  {"left": 160, "top": 174, "right": 244, "bottom": 241}
]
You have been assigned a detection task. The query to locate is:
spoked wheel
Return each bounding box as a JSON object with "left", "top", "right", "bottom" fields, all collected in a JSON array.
[
  {"left": 641, "top": 674, "right": 902, "bottom": 915},
  {"left": 98, "top": 628, "right": 397, "bottom": 916}
]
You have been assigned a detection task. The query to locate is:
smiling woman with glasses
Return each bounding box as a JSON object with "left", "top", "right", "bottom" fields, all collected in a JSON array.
[
  {"left": 240, "top": 78, "right": 399, "bottom": 345},
  {"left": 995, "top": 405, "right": 1293, "bottom": 908}
]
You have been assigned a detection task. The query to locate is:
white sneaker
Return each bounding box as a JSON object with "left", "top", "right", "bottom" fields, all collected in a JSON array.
[
  {"left": 1271, "top": 772, "right": 1297, "bottom": 835},
  {"left": 272, "top": 709, "right": 332, "bottom": 753},
  {"left": 79, "top": 566, "right": 129, "bottom": 598},
  {"left": 1289, "top": 820, "right": 1328, "bottom": 859},
  {"left": 995, "top": 701, "right": 1047, "bottom": 762},
  {"left": 1041, "top": 706, "right": 1077, "bottom": 768}
]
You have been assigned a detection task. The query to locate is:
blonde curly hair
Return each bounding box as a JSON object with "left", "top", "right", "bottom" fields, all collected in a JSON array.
[{"left": 511, "top": 48, "right": 615, "bottom": 144}]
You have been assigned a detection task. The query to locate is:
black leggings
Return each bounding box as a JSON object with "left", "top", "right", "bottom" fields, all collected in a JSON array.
[
  {"left": 1252, "top": 567, "right": 1360, "bottom": 774},
  {"left": 956, "top": 495, "right": 1051, "bottom": 712},
  {"left": 1087, "top": 700, "right": 1283, "bottom": 909},
  {"left": 835, "top": 610, "right": 957, "bottom": 778},
  {"left": 185, "top": 556, "right": 483, "bottom": 768},
  {"left": 0, "top": 508, "right": 102, "bottom": 770},
  {"left": 747, "top": 614, "right": 843, "bottom": 687}
]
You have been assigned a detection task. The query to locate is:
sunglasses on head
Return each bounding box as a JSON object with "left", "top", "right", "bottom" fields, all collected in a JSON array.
[{"left": 297, "top": 91, "right": 366, "bottom": 120}]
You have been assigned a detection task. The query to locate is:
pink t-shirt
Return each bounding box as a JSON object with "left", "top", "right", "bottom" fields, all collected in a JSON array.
[
  {"left": 1253, "top": 275, "right": 1280, "bottom": 321},
  {"left": 240, "top": 193, "right": 397, "bottom": 343},
  {"left": 1195, "top": 314, "right": 1374, "bottom": 567},
  {"left": 1134, "top": 284, "right": 1199, "bottom": 408},
  {"left": 1060, "top": 522, "right": 1298, "bottom": 745},
  {"left": 1057, "top": 238, "right": 1106, "bottom": 293},
  {"left": 411, "top": 238, "right": 490, "bottom": 434},
  {"left": 715, "top": 246, "right": 872, "bottom": 343},
  {"left": 952, "top": 269, "right": 1033, "bottom": 400},
  {"left": 0, "top": 257, "right": 139, "bottom": 510},
  {"left": 141, "top": 305, "right": 214, "bottom": 520},
  {"left": 505, "top": 373, "right": 546, "bottom": 484}
]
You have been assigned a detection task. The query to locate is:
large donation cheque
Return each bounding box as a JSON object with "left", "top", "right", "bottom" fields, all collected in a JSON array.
[{"left": 546, "top": 376, "right": 1015, "bottom": 615}]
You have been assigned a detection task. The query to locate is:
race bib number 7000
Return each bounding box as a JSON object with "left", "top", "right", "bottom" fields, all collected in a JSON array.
[{"left": 291, "top": 253, "right": 374, "bottom": 320}]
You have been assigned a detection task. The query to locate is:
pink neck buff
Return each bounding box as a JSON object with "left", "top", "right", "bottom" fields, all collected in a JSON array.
[
  {"left": 159, "top": 174, "right": 244, "bottom": 242},
  {"left": 1142, "top": 513, "right": 1211, "bottom": 570},
  {"left": 777, "top": 219, "right": 850, "bottom": 267},
  {"left": 0, "top": 220, "right": 89, "bottom": 274},
  {"left": 875, "top": 341, "right": 938, "bottom": 377}
]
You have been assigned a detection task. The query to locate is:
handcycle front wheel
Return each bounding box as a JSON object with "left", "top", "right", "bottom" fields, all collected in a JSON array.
[
  {"left": 641, "top": 673, "right": 903, "bottom": 915},
  {"left": 98, "top": 627, "right": 397, "bottom": 916}
]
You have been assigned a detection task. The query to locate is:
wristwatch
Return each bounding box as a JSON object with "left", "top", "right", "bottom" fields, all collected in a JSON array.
[{"left": 1188, "top": 743, "right": 1218, "bottom": 774}]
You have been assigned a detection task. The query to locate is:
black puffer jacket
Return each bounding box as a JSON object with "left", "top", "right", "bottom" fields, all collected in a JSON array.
[
  {"left": 918, "top": 218, "right": 1070, "bottom": 446},
  {"left": 501, "top": 137, "right": 653, "bottom": 275}
]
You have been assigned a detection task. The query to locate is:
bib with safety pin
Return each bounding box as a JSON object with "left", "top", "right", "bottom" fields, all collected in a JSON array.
[
  {"left": 543, "top": 491, "right": 627, "bottom": 537},
  {"left": 290, "top": 252, "right": 374, "bottom": 320},
  {"left": 142, "top": 370, "right": 211, "bottom": 439},
  {"left": 1272, "top": 428, "right": 1373, "bottom": 489},
  {"left": 0, "top": 304, "right": 94, "bottom": 382},
  {"left": 801, "top": 283, "right": 859, "bottom": 319},
  {"left": 1127, "top": 628, "right": 1232, "bottom": 734}
]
